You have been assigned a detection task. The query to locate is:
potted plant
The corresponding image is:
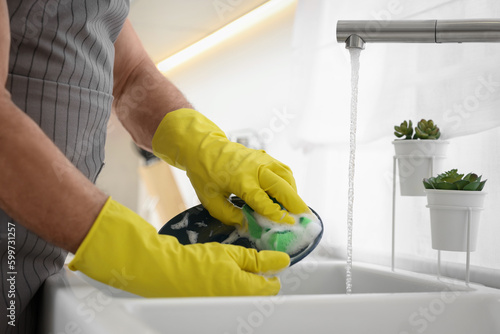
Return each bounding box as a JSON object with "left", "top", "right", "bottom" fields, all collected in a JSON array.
[
  {"left": 393, "top": 119, "right": 449, "bottom": 196},
  {"left": 423, "top": 169, "right": 487, "bottom": 252}
]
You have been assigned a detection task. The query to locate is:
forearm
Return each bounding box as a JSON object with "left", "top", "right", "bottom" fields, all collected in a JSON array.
[
  {"left": 0, "top": 1, "right": 9, "bottom": 81},
  {"left": 112, "top": 20, "right": 192, "bottom": 151},
  {"left": 0, "top": 94, "right": 107, "bottom": 253},
  {"left": 113, "top": 59, "right": 192, "bottom": 151}
]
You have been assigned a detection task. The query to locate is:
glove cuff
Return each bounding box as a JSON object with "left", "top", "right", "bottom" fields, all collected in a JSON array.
[
  {"left": 68, "top": 197, "right": 158, "bottom": 272},
  {"left": 68, "top": 197, "right": 113, "bottom": 271},
  {"left": 151, "top": 108, "right": 227, "bottom": 170}
]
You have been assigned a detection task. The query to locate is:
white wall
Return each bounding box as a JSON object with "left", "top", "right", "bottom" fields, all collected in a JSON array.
[
  {"left": 96, "top": 113, "right": 140, "bottom": 211},
  {"left": 293, "top": 0, "right": 500, "bottom": 283},
  {"left": 165, "top": 1, "right": 305, "bottom": 208},
  {"left": 165, "top": 0, "right": 500, "bottom": 285}
]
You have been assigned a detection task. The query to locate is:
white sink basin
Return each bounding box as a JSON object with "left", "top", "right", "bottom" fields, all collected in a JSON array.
[{"left": 39, "top": 260, "right": 500, "bottom": 334}]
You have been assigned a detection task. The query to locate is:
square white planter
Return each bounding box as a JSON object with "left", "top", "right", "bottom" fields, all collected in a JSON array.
[
  {"left": 393, "top": 140, "right": 449, "bottom": 196},
  {"left": 425, "top": 189, "right": 486, "bottom": 252}
]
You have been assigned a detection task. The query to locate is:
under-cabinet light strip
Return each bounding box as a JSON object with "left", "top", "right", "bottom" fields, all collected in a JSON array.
[{"left": 156, "top": 0, "right": 295, "bottom": 73}]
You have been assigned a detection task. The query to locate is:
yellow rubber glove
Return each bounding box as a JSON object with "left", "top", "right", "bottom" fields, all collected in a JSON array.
[
  {"left": 68, "top": 197, "right": 290, "bottom": 297},
  {"left": 152, "top": 108, "right": 310, "bottom": 226}
]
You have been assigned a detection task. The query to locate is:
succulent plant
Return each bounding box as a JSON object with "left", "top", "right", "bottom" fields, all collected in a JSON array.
[
  {"left": 413, "top": 119, "right": 441, "bottom": 139},
  {"left": 394, "top": 120, "right": 414, "bottom": 139},
  {"left": 394, "top": 119, "right": 441, "bottom": 140},
  {"left": 423, "top": 169, "right": 486, "bottom": 191}
]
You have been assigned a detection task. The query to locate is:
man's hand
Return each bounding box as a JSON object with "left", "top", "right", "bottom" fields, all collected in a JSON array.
[
  {"left": 111, "top": 21, "right": 310, "bottom": 225},
  {"left": 152, "top": 109, "right": 310, "bottom": 226},
  {"left": 69, "top": 197, "right": 290, "bottom": 297}
]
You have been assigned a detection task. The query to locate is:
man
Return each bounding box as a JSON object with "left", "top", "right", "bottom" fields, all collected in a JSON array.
[{"left": 0, "top": 1, "right": 308, "bottom": 332}]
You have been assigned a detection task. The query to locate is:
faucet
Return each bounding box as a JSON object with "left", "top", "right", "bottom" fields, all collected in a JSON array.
[{"left": 337, "top": 19, "right": 500, "bottom": 49}]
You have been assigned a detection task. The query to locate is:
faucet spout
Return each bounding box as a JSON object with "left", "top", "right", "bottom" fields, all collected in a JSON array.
[
  {"left": 345, "top": 34, "right": 365, "bottom": 49},
  {"left": 337, "top": 19, "right": 500, "bottom": 47}
]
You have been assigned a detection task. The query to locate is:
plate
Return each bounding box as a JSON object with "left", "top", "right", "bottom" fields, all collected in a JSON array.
[{"left": 158, "top": 197, "right": 323, "bottom": 266}]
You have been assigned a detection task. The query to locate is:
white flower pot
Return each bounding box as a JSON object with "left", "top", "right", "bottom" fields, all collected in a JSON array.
[
  {"left": 425, "top": 189, "right": 486, "bottom": 252},
  {"left": 393, "top": 140, "right": 449, "bottom": 196}
]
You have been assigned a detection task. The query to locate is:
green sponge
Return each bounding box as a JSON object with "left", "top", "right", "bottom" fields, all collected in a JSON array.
[
  {"left": 268, "top": 231, "right": 297, "bottom": 253},
  {"left": 299, "top": 216, "right": 312, "bottom": 227},
  {"left": 242, "top": 205, "right": 265, "bottom": 239},
  {"left": 242, "top": 204, "right": 298, "bottom": 254}
]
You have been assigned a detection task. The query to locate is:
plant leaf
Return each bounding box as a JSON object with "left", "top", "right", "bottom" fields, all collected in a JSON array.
[
  {"left": 453, "top": 180, "right": 469, "bottom": 190},
  {"left": 441, "top": 176, "right": 462, "bottom": 183},
  {"left": 463, "top": 181, "right": 480, "bottom": 191},
  {"left": 477, "top": 180, "right": 487, "bottom": 191},
  {"left": 423, "top": 179, "right": 434, "bottom": 189},
  {"left": 435, "top": 182, "right": 458, "bottom": 190},
  {"left": 440, "top": 169, "right": 463, "bottom": 183},
  {"left": 463, "top": 173, "right": 478, "bottom": 182}
]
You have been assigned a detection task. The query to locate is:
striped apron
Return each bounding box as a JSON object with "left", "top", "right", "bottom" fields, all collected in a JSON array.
[{"left": 1, "top": 1, "right": 129, "bottom": 332}]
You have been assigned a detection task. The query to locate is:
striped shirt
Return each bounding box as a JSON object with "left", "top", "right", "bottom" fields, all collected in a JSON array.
[{"left": 1, "top": 1, "right": 129, "bottom": 332}]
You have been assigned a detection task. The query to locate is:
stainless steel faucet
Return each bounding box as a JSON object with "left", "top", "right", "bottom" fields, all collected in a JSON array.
[{"left": 337, "top": 19, "right": 500, "bottom": 49}]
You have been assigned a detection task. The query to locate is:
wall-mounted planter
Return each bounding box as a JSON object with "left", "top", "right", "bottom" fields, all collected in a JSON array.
[
  {"left": 393, "top": 140, "right": 449, "bottom": 196},
  {"left": 425, "top": 189, "right": 486, "bottom": 252}
]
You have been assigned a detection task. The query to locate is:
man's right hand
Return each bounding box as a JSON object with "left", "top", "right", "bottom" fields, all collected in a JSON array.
[{"left": 69, "top": 197, "right": 290, "bottom": 297}]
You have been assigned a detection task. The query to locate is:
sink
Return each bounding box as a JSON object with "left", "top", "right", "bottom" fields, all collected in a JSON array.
[
  {"left": 279, "top": 261, "right": 469, "bottom": 295},
  {"left": 39, "top": 260, "right": 500, "bottom": 334}
]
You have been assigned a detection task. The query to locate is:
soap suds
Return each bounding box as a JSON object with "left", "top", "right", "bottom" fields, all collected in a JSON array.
[
  {"left": 171, "top": 213, "right": 189, "bottom": 230},
  {"left": 239, "top": 211, "right": 322, "bottom": 255},
  {"left": 221, "top": 230, "right": 241, "bottom": 244},
  {"left": 186, "top": 230, "right": 198, "bottom": 244}
]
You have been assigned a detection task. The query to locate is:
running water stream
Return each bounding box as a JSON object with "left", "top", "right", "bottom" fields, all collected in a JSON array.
[{"left": 346, "top": 48, "right": 361, "bottom": 295}]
